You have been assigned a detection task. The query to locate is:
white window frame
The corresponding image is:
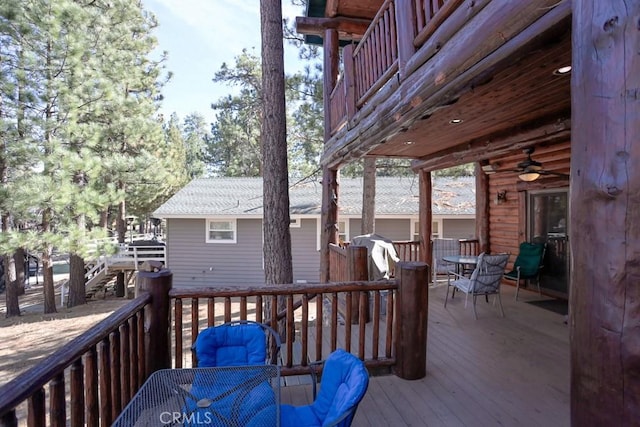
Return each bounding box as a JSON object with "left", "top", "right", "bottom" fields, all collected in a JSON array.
[
  {"left": 412, "top": 218, "right": 442, "bottom": 240},
  {"left": 432, "top": 219, "right": 441, "bottom": 239},
  {"left": 338, "top": 219, "right": 349, "bottom": 243},
  {"left": 290, "top": 217, "right": 301, "bottom": 228},
  {"left": 205, "top": 218, "right": 237, "bottom": 243}
]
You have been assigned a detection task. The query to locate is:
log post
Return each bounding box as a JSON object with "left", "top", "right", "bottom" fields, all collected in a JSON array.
[
  {"left": 394, "top": 0, "right": 417, "bottom": 80},
  {"left": 571, "top": 1, "right": 640, "bottom": 424},
  {"left": 393, "top": 261, "right": 428, "bottom": 380},
  {"left": 418, "top": 170, "right": 432, "bottom": 274},
  {"left": 320, "top": 167, "right": 339, "bottom": 283},
  {"left": 137, "top": 268, "right": 172, "bottom": 375},
  {"left": 475, "top": 162, "right": 490, "bottom": 253},
  {"left": 347, "top": 245, "right": 369, "bottom": 324}
]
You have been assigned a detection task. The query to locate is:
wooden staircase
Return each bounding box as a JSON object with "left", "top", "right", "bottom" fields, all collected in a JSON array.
[{"left": 61, "top": 237, "right": 166, "bottom": 303}]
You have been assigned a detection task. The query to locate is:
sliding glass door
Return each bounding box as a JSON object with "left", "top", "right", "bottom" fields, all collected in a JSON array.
[{"left": 528, "top": 189, "right": 569, "bottom": 297}]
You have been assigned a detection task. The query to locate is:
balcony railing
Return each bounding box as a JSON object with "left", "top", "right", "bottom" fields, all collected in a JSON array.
[
  {"left": 414, "top": 0, "right": 463, "bottom": 46},
  {"left": 327, "top": 0, "right": 464, "bottom": 136},
  {"left": 353, "top": 0, "right": 398, "bottom": 106}
]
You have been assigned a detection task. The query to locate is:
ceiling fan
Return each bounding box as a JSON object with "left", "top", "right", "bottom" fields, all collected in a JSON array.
[{"left": 513, "top": 147, "right": 568, "bottom": 181}]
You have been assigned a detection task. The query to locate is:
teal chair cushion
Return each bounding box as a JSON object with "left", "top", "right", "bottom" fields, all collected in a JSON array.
[{"left": 507, "top": 242, "right": 545, "bottom": 278}]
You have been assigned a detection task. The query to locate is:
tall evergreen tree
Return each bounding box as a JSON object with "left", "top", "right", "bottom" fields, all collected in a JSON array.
[
  {"left": 0, "top": 0, "right": 172, "bottom": 312},
  {"left": 260, "top": 0, "right": 292, "bottom": 288}
]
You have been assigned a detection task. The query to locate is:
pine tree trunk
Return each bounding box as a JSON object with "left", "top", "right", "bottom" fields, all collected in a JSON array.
[
  {"left": 260, "top": 0, "right": 291, "bottom": 345},
  {"left": 14, "top": 249, "right": 25, "bottom": 296},
  {"left": 41, "top": 243, "right": 56, "bottom": 314},
  {"left": 116, "top": 196, "right": 126, "bottom": 297},
  {"left": 67, "top": 254, "right": 87, "bottom": 307},
  {"left": 3, "top": 253, "right": 20, "bottom": 317},
  {"left": 260, "top": 0, "right": 292, "bottom": 287}
]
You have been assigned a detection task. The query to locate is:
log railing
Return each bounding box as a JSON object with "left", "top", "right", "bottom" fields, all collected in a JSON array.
[
  {"left": 327, "top": 0, "right": 466, "bottom": 137},
  {"left": 394, "top": 240, "right": 422, "bottom": 262},
  {"left": 0, "top": 295, "right": 151, "bottom": 427},
  {"left": 169, "top": 280, "right": 400, "bottom": 376},
  {"left": 0, "top": 263, "right": 429, "bottom": 425},
  {"left": 329, "top": 75, "right": 347, "bottom": 133},
  {"left": 352, "top": 0, "right": 398, "bottom": 106},
  {"left": 413, "top": 0, "right": 465, "bottom": 48}
]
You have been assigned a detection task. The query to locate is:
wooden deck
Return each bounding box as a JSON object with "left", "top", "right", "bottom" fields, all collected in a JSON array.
[{"left": 281, "top": 282, "right": 570, "bottom": 427}]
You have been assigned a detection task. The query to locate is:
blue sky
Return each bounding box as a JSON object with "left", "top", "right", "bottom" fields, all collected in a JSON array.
[{"left": 142, "top": 0, "right": 307, "bottom": 125}]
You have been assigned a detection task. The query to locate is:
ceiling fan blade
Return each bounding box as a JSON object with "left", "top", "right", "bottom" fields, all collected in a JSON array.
[{"left": 539, "top": 170, "right": 569, "bottom": 178}]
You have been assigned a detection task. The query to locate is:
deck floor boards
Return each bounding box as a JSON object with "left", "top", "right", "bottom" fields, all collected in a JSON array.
[{"left": 280, "top": 283, "right": 570, "bottom": 427}]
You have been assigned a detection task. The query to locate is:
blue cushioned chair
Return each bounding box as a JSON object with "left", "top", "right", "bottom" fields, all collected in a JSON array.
[
  {"left": 193, "top": 320, "right": 281, "bottom": 367},
  {"left": 184, "top": 321, "right": 282, "bottom": 426},
  {"left": 280, "top": 348, "right": 369, "bottom": 427}
]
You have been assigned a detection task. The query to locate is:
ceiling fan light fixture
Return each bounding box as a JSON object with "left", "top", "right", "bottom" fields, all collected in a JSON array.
[{"left": 518, "top": 169, "right": 541, "bottom": 182}]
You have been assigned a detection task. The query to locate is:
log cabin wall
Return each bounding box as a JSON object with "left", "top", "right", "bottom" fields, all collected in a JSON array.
[{"left": 487, "top": 140, "right": 571, "bottom": 273}]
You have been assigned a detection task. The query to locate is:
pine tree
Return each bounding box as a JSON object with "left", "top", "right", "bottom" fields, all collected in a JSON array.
[{"left": 260, "top": 0, "right": 293, "bottom": 288}]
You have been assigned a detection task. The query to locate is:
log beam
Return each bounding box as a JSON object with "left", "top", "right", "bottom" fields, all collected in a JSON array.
[
  {"left": 295, "top": 16, "right": 370, "bottom": 40},
  {"left": 570, "top": 1, "right": 640, "bottom": 424}
]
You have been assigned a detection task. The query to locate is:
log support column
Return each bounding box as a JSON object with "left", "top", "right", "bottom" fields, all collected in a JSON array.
[
  {"left": 475, "top": 162, "right": 490, "bottom": 253},
  {"left": 137, "top": 269, "right": 172, "bottom": 375},
  {"left": 393, "top": 261, "right": 429, "bottom": 380},
  {"left": 418, "top": 170, "right": 432, "bottom": 273},
  {"left": 320, "top": 168, "right": 339, "bottom": 283},
  {"left": 570, "top": 1, "right": 640, "bottom": 424}
]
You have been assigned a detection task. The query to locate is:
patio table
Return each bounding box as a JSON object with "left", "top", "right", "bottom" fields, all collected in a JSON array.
[
  {"left": 113, "top": 365, "right": 280, "bottom": 426},
  {"left": 442, "top": 255, "right": 479, "bottom": 276}
]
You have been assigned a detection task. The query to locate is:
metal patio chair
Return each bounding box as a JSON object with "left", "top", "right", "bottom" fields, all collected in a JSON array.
[{"left": 445, "top": 253, "right": 509, "bottom": 319}]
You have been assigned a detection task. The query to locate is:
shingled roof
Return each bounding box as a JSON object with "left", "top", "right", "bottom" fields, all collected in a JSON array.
[{"left": 153, "top": 176, "right": 475, "bottom": 218}]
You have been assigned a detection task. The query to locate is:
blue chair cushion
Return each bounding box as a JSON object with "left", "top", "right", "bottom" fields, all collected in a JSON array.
[
  {"left": 281, "top": 349, "right": 369, "bottom": 427},
  {"left": 194, "top": 323, "right": 266, "bottom": 367},
  {"left": 185, "top": 374, "right": 277, "bottom": 426},
  {"left": 280, "top": 404, "right": 322, "bottom": 427}
]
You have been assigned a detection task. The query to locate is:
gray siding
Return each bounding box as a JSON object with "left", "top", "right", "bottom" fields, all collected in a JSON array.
[
  {"left": 349, "top": 218, "right": 411, "bottom": 241},
  {"left": 166, "top": 218, "right": 264, "bottom": 287},
  {"left": 167, "top": 217, "right": 322, "bottom": 287},
  {"left": 290, "top": 218, "right": 320, "bottom": 283},
  {"left": 442, "top": 218, "right": 475, "bottom": 240}
]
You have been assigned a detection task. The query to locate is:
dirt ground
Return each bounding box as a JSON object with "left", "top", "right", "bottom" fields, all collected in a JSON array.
[{"left": 0, "top": 278, "right": 130, "bottom": 384}]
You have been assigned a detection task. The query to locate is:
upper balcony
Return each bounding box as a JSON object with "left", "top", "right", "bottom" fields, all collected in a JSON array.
[{"left": 296, "top": 0, "right": 572, "bottom": 171}]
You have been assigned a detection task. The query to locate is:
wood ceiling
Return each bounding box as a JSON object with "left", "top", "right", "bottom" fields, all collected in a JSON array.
[{"left": 368, "top": 22, "right": 572, "bottom": 162}]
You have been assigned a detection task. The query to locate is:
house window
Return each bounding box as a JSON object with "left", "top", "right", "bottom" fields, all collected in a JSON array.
[
  {"left": 206, "top": 219, "right": 236, "bottom": 243},
  {"left": 338, "top": 220, "right": 349, "bottom": 243},
  {"left": 432, "top": 220, "right": 440, "bottom": 238},
  {"left": 290, "top": 218, "right": 301, "bottom": 228},
  {"left": 412, "top": 220, "right": 441, "bottom": 240}
]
